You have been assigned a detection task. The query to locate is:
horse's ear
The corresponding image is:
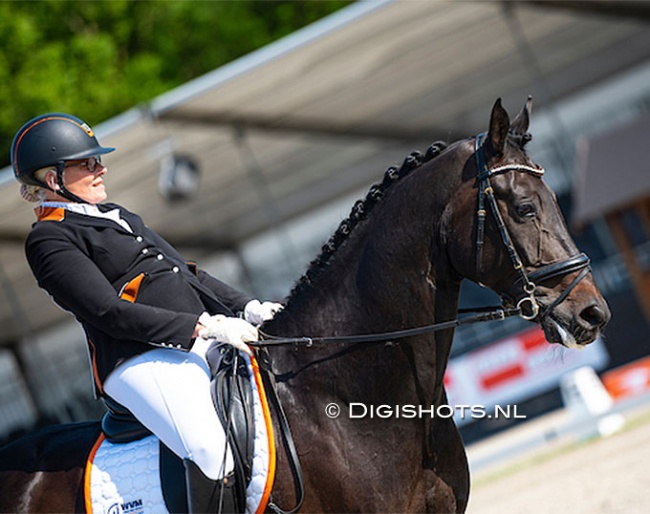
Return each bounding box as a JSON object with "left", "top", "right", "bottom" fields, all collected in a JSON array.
[
  {"left": 488, "top": 98, "right": 510, "bottom": 156},
  {"left": 510, "top": 96, "right": 532, "bottom": 136}
]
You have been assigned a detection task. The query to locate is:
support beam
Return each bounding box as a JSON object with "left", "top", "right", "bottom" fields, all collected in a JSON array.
[
  {"left": 0, "top": 229, "right": 26, "bottom": 245},
  {"left": 523, "top": 0, "right": 650, "bottom": 22},
  {"left": 605, "top": 201, "right": 650, "bottom": 323},
  {"left": 158, "top": 109, "right": 442, "bottom": 145}
]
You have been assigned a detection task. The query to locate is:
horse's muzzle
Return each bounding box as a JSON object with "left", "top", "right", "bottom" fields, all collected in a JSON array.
[{"left": 540, "top": 296, "right": 611, "bottom": 348}]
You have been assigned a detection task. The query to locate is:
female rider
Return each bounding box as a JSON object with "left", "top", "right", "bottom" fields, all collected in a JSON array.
[{"left": 11, "top": 113, "right": 281, "bottom": 513}]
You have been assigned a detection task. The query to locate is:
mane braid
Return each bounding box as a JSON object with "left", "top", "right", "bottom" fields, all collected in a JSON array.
[{"left": 285, "top": 141, "right": 448, "bottom": 302}]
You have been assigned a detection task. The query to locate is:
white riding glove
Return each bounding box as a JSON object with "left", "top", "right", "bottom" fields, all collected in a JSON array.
[
  {"left": 244, "top": 299, "right": 283, "bottom": 326},
  {"left": 198, "top": 312, "right": 257, "bottom": 356}
]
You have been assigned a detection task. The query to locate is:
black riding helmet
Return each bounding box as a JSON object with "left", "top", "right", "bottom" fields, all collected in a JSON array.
[{"left": 11, "top": 113, "right": 115, "bottom": 202}]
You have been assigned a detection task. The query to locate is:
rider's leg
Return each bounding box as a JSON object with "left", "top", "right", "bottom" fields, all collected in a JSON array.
[{"left": 104, "top": 339, "right": 241, "bottom": 512}]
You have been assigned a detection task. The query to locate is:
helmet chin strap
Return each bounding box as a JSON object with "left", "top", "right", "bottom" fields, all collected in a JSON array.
[{"left": 52, "top": 162, "right": 87, "bottom": 204}]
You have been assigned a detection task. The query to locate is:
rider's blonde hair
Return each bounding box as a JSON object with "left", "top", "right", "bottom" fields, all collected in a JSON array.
[{"left": 20, "top": 167, "right": 55, "bottom": 203}]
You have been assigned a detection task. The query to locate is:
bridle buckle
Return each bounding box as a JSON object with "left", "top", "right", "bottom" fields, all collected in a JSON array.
[{"left": 517, "top": 295, "right": 540, "bottom": 321}]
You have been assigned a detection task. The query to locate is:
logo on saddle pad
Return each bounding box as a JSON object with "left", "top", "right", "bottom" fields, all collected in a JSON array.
[{"left": 107, "top": 499, "right": 144, "bottom": 514}]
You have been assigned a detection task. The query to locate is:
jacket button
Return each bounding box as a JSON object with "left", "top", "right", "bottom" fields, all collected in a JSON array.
[
  {"left": 157, "top": 254, "right": 164, "bottom": 260},
  {"left": 136, "top": 236, "right": 143, "bottom": 243},
  {"left": 142, "top": 248, "right": 148, "bottom": 255},
  {"left": 172, "top": 266, "right": 180, "bottom": 273}
]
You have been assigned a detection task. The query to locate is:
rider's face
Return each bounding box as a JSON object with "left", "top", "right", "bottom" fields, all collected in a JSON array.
[{"left": 47, "top": 157, "right": 108, "bottom": 204}]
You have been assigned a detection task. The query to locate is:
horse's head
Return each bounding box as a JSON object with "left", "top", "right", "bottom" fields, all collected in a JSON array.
[{"left": 446, "top": 97, "right": 610, "bottom": 347}]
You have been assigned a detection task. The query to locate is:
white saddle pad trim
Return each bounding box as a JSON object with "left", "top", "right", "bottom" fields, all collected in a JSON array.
[{"left": 84, "top": 354, "right": 276, "bottom": 514}]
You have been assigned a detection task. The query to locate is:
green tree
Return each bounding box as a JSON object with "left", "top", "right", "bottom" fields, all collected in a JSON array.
[{"left": 0, "top": 0, "right": 350, "bottom": 168}]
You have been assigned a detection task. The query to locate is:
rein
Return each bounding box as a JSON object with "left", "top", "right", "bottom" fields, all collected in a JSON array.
[{"left": 252, "top": 307, "right": 521, "bottom": 348}]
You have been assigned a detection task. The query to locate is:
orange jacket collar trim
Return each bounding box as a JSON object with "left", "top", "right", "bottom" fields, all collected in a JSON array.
[{"left": 35, "top": 206, "right": 66, "bottom": 222}]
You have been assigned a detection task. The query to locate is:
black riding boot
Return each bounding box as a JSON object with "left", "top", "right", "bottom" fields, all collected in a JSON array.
[{"left": 184, "top": 459, "right": 240, "bottom": 514}]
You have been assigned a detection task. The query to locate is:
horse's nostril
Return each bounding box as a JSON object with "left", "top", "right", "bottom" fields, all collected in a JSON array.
[{"left": 580, "top": 304, "right": 608, "bottom": 329}]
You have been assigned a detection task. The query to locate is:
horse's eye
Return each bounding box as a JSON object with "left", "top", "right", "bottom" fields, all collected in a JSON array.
[{"left": 516, "top": 203, "right": 537, "bottom": 219}]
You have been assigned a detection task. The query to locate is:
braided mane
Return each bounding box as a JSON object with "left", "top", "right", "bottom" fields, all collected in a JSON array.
[{"left": 285, "top": 141, "right": 448, "bottom": 302}]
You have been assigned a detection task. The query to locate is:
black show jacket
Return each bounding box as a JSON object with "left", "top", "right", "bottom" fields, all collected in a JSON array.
[{"left": 25, "top": 203, "right": 253, "bottom": 395}]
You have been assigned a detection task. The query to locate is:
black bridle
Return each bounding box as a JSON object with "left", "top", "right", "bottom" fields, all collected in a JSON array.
[
  {"left": 253, "top": 134, "right": 591, "bottom": 349},
  {"left": 473, "top": 132, "right": 591, "bottom": 322}
]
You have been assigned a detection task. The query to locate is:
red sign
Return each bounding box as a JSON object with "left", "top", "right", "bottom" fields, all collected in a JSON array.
[
  {"left": 444, "top": 327, "right": 609, "bottom": 425},
  {"left": 602, "top": 356, "right": 650, "bottom": 400}
]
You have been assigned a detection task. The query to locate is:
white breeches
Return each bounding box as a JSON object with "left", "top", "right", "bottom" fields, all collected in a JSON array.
[{"left": 103, "top": 337, "right": 233, "bottom": 480}]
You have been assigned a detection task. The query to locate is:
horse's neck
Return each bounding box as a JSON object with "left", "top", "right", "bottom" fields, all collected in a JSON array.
[
  {"left": 265, "top": 159, "right": 463, "bottom": 401},
  {"left": 266, "top": 275, "right": 461, "bottom": 410},
  {"left": 272, "top": 177, "right": 455, "bottom": 327}
]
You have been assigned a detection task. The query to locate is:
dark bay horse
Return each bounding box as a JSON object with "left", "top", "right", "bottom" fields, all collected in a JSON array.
[{"left": 0, "top": 98, "right": 610, "bottom": 513}]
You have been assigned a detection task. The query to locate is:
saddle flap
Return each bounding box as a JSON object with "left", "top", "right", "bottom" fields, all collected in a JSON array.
[{"left": 208, "top": 344, "right": 256, "bottom": 507}]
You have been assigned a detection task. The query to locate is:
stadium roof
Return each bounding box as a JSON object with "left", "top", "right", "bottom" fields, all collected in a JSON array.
[
  {"left": 1, "top": 0, "right": 650, "bottom": 345},
  {"left": 573, "top": 110, "right": 650, "bottom": 226}
]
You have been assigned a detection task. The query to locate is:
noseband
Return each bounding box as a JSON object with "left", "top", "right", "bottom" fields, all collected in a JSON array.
[{"left": 474, "top": 133, "right": 591, "bottom": 321}]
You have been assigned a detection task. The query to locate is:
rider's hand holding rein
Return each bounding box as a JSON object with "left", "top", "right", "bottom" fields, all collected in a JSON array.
[
  {"left": 194, "top": 300, "right": 283, "bottom": 356},
  {"left": 195, "top": 313, "right": 258, "bottom": 356}
]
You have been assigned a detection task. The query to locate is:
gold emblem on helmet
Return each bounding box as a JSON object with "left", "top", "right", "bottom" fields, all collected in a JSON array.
[{"left": 80, "top": 122, "right": 94, "bottom": 137}]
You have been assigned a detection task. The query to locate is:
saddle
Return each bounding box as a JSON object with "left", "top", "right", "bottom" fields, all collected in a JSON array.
[{"left": 101, "top": 344, "right": 255, "bottom": 513}]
